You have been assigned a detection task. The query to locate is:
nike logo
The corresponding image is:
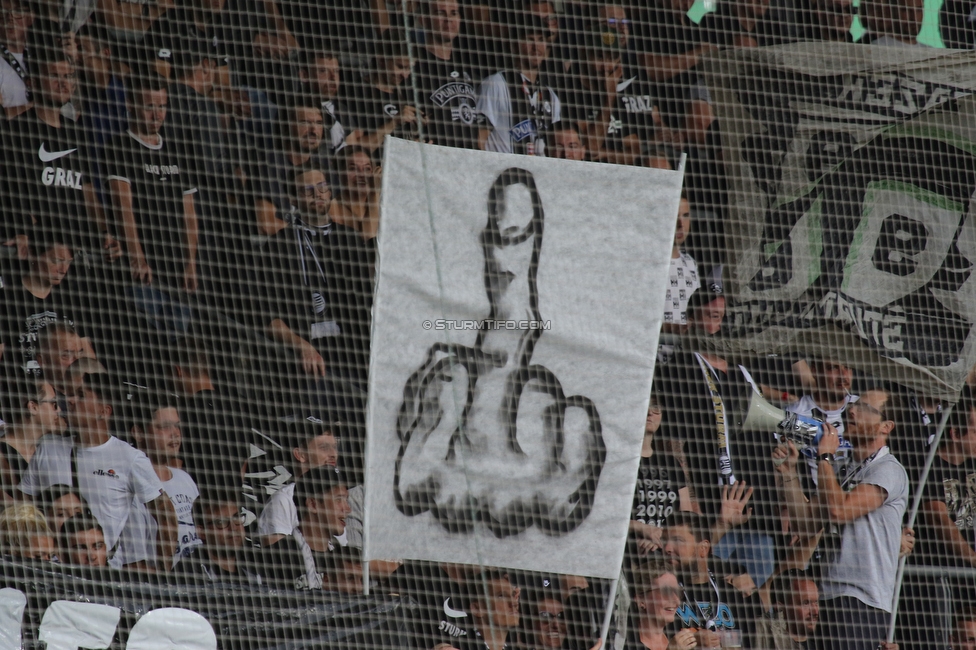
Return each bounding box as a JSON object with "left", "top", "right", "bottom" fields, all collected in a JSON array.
[
  {"left": 38, "top": 144, "right": 77, "bottom": 162},
  {"left": 443, "top": 598, "right": 467, "bottom": 619}
]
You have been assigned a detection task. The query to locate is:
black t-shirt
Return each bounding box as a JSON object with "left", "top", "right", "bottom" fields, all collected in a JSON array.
[
  {"left": 163, "top": 82, "right": 233, "bottom": 202},
  {"left": 260, "top": 534, "right": 333, "bottom": 590},
  {"left": 256, "top": 149, "right": 332, "bottom": 210},
  {"left": 161, "top": 81, "right": 254, "bottom": 312},
  {"left": 414, "top": 46, "right": 480, "bottom": 149},
  {"left": 259, "top": 220, "right": 373, "bottom": 383},
  {"left": 0, "top": 276, "right": 91, "bottom": 380},
  {"left": 80, "top": 76, "right": 127, "bottom": 208},
  {"left": 670, "top": 568, "right": 760, "bottom": 649},
  {"left": 637, "top": 7, "right": 708, "bottom": 130},
  {"left": 632, "top": 444, "right": 685, "bottom": 527},
  {"left": 658, "top": 351, "right": 780, "bottom": 532},
  {"left": 0, "top": 441, "right": 28, "bottom": 485},
  {"left": 104, "top": 131, "right": 196, "bottom": 289},
  {"left": 0, "top": 110, "right": 97, "bottom": 251},
  {"left": 889, "top": 393, "right": 939, "bottom": 488},
  {"left": 177, "top": 388, "right": 254, "bottom": 484},
  {"left": 173, "top": 550, "right": 264, "bottom": 587},
  {"left": 390, "top": 561, "right": 473, "bottom": 649},
  {"left": 561, "top": 68, "right": 656, "bottom": 153},
  {"left": 915, "top": 455, "right": 976, "bottom": 567},
  {"left": 457, "top": 630, "right": 522, "bottom": 650},
  {"left": 342, "top": 81, "right": 419, "bottom": 144}
]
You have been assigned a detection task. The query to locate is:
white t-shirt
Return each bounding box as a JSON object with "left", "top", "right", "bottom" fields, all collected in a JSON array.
[
  {"left": 116, "top": 501, "right": 154, "bottom": 567},
  {"left": 116, "top": 468, "right": 201, "bottom": 568},
  {"left": 20, "top": 435, "right": 162, "bottom": 560},
  {"left": 344, "top": 484, "right": 364, "bottom": 548},
  {"left": 322, "top": 100, "right": 347, "bottom": 151},
  {"left": 476, "top": 71, "right": 561, "bottom": 155},
  {"left": 257, "top": 482, "right": 298, "bottom": 537},
  {"left": 820, "top": 449, "right": 908, "bottom": 611},
  {"left": 0, "top": 51, "right": 28, "bottom": 109},
  {"left": 256, "top": 481, "right": 349, "bottom": 546},
  {"left": 663, "top": 251, "right": 700, "bottom": 326},
  {"left": 164, "top": 467, "right": 201, "bottom": 564}
]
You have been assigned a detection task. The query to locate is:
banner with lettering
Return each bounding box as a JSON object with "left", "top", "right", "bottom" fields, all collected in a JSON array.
[{"left": 705, "top": 44, "right": 976, "bottom": 399}]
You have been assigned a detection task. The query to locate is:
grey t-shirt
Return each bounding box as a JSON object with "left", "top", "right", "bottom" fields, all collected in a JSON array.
[{"left": 820, "top": 448, "right": 908, "bottom": 612}]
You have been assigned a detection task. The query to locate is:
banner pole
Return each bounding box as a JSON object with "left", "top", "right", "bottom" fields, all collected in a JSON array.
[
  {"left": 598, "top": 574, "right": 620, "bottom": 650},
  {"left": 887, "top": 404, "right": 952, "bottom": 641}
]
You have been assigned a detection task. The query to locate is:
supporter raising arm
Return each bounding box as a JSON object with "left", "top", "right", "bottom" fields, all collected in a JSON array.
[
  {"left": 253, "top": 93, "right": 332, "bottom": 237},
  {"left": 813, "top": 389, "right": 908, "bottom": 650},
  {"left": 893, "top": 390, "right": 976, "bottom": 649},
  {"left": 476, "top": 14, "right": 561, "bottom": 156},
  {"left": 562, "top": 26, "right": 653, "bottom": 166},
  {"left": 342, "top": 28, "right": 422, "bottom": 154}
]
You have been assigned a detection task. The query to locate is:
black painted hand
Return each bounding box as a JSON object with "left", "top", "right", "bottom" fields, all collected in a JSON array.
[{"left": 395, "top": 168, "right": 605, "bottom": 538}]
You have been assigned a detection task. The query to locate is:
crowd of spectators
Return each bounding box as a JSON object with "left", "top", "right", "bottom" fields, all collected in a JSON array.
[{"left": 0, "top": 0, "right": 974, "bottom": 647}]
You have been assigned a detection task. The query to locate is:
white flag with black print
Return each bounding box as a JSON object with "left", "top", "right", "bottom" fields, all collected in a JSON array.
[{"left": 363, "top": 138, "right": 684, "bottom": 578}]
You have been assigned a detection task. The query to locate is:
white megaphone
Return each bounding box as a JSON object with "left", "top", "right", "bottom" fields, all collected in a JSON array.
[{"left": 740, "top": 389, "right": 823, "bottom": 449}]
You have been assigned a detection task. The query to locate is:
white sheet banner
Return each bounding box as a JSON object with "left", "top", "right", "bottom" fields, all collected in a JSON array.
[{"left": 364, "top": 138, "right": 683, "bottom": 578}]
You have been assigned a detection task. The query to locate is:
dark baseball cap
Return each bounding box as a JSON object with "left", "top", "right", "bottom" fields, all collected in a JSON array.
[
  {"left": 687, "top": 264, "right": 725, "bottom": 310},
  {"left": 294, "top": 466, "right": 345, "bottom": 508},
  {"left": 159, "top": 28, "right": 217, "bottom": 72}
]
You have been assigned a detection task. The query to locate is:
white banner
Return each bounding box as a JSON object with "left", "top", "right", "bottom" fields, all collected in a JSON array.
[{"left": 364, "top": 138, "right": 683, "bottom": 579}]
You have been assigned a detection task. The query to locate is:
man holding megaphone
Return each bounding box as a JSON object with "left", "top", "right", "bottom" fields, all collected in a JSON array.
[{"left": 771, "top": 388, "right": 908, "bottom": 650}]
